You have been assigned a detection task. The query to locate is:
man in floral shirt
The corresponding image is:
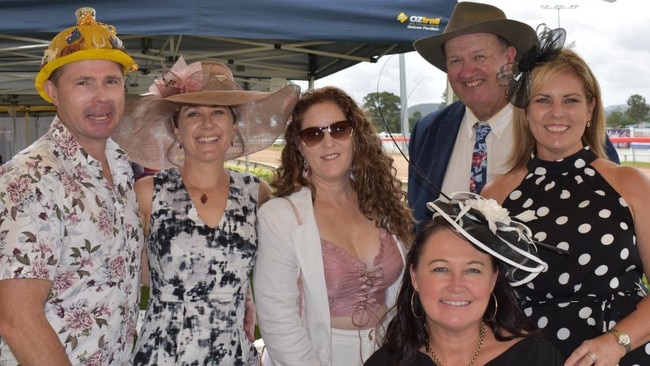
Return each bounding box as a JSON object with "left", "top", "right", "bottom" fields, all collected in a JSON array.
[{"left": 0, "top": 8, "right": 143, "bottom": 365}]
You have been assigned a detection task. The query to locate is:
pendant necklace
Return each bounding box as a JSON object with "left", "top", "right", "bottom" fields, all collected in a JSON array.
[
  {"left": 183, "top": 180, "right": 208, "bottom": 204},
  {"left": 425, "top": 322, "right": 485, "bottom": 366},
  {"left": 199, "top": 191, "right": 208, "bottom": 204}
]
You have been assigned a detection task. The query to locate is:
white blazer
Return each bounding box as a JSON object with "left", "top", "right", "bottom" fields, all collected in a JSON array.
[{"left": 253, "top": 187, "right": 406, "bottom": 366}]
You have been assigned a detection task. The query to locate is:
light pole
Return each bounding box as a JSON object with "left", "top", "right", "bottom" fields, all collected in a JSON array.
[{"left": 540, "top": 4, "right": 578, "bottom": 28}]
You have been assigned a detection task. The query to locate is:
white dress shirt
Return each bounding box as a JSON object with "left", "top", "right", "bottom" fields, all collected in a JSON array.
[{"left": 441, "top": 103, "right": 515, "bottom": 194}]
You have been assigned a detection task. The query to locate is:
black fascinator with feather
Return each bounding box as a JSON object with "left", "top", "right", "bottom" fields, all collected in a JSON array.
[{"left": 498, "top": 24, "right": 566, "bottom": 108}]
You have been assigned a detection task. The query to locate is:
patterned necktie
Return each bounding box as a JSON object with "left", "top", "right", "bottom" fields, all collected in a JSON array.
[{"left": 470, "top": 122, "right": 491, "bottom": 193}]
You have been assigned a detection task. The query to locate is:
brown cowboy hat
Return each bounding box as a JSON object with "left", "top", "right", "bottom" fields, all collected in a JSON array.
[{"left": 414, "top": 2, "right": 537, "bottom": 72}]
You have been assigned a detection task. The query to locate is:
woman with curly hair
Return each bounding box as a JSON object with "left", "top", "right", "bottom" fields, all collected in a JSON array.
[{"left": 254, "top": 86, "right": 414, "bottom": 365}]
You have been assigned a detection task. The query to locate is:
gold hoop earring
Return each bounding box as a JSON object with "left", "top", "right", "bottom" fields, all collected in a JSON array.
[
  {"left": 411, "top": 292, "right": 423, "bottom": 319},
  {"left": 485, "top": 292, "right": 498, "bottom": 322}
]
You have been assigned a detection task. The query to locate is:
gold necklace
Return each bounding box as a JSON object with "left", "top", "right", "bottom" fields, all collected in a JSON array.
[{"left": 425, "top": 322, "right": 485, "bottom": 366}]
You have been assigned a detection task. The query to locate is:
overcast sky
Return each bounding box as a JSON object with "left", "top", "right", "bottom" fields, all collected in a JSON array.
[{"left": 303, "top": 0, "right": 648, "bottom": 110}]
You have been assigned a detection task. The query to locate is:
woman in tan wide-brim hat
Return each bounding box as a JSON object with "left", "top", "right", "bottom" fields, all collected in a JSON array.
[{"left": 113, "top": 56, "right": 300, "bottom": 365}]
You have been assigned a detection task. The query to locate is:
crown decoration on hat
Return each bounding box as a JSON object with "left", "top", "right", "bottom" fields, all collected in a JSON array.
[
  {"left": 41, "top": 8, "right": 134, "bottom": 70},
  {"left": 35, "top": 7, "right": 137, "bottom": 103},
  {"left": 427, "top": 192, "right": 565, "bottom": 286},
  {"left": 498, "top": 23, "right": 566, "bottom": 108}
]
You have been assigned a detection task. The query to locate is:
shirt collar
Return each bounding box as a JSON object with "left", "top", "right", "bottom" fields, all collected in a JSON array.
[
  {"left": 49, "top": 116, "right": 132, "bottom": 184},
  {"left": 462, "top": 103, "right": 514, "bottom": 139}
]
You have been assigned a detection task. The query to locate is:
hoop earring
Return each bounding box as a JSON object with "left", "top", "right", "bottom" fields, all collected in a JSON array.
[
  {"left": 485, "top": 292, "right": 498, "bottom": 322},
  {"left": 411, "top": 292, "right": 423, "bottom": 319}
]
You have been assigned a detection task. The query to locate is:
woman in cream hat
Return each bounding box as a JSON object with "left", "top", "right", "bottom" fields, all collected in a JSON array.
[{"left": 113, "top": 56, "right": 300, "bottom": 365}]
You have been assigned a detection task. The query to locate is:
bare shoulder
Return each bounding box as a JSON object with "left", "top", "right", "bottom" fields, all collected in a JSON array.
[
  {"left": 134, "top": 176, "right": 154, "bottom": 200},
  {"left": 482, "top": 168, "right": 528, "bottom": 204},
  {"left": 593, "top": 158, "right": 650, "bottom": 215},
  {"left": 134, "top": 176, "right": 154, "bottom": 213},
  {"left": 593, "top": 159, "right": 650, "bottom": 193}
]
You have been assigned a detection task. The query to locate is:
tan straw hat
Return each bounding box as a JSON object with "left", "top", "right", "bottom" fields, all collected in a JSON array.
[
  {"left": 35, "top": 7, "right": 137, "bottom": 103},
  {"left": 414, "top": 2, "right": 537, "bottom": 72},
  {"left": 112, "top": 56, "right": 300, "bottom": 170}
]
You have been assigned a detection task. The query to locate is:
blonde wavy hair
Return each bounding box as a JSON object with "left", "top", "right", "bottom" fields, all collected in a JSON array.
[{"left": 508, "top": 48, "right": 607, "bottom": 171}]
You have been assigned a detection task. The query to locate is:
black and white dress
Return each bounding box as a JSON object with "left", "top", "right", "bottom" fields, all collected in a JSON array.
[
  {"left": 133, "top": 168, "right": 259, "bottom": 365},
  {"left": 502, "top": 147, "right": 649, "bottom": 364}
]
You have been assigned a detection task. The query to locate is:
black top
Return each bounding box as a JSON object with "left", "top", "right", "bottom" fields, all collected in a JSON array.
[{"left": 364, "top": 337, "right": 564, "bottom": 366}]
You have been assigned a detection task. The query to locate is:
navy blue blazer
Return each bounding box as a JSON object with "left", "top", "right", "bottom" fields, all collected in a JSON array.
[{"left": 407, "top": 101, "right": 620, "bottom": 232}]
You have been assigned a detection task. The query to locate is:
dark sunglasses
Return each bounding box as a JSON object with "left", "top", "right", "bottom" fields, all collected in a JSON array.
[{"left": 299, "top": 120, "right": 353, "bottom": 147}]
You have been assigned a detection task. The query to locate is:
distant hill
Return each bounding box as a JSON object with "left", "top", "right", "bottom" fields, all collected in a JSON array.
[
  {"left": 408, "top": 103, "right": 439, "bottom": 117},
  {"left": 605, "top": 104, "right": 627, "bottom": 114}
]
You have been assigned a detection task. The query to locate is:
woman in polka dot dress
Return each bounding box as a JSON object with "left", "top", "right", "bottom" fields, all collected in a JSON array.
[{"left": 482, "top": 34, "right": 650, "bottom": 365}]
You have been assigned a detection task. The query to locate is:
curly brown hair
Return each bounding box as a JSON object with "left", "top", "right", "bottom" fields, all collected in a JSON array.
[{"left": 271, "top": 86, "right": 414, "bottom": 244}]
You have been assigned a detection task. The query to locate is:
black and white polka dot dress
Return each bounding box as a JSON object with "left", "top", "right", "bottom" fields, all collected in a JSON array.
[{"left": 502, "top": 147, "right": 649, "bottom": 364}]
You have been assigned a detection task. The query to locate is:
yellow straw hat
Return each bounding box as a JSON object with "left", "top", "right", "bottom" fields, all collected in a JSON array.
[{"left": 35, "top": 7, "right": 137, "bottom": 103}]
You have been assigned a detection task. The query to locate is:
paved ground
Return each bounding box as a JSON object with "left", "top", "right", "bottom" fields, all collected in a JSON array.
[{"left": 243, "top": 147, "right": 650, "bottom": 183}]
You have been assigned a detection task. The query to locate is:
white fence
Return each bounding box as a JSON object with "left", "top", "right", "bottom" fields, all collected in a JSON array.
[{"left": 608, "top": 127, "right": 650, "bottom": 163}]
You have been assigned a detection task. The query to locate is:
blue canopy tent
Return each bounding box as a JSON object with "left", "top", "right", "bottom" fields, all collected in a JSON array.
[
  {"left": 0, "top": 0, "right": 455, "bottom": 157},
  {"left": 0, "top": 0, "right": 455, "bottom": 106}
]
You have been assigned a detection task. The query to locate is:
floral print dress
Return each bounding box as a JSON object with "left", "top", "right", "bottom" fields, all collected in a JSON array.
[{"left": 133, "top": 168, "right": 259, "bottom": 365}]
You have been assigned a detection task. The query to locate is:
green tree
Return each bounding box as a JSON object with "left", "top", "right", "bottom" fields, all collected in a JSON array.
[
  {"left": 606, "top": 110, "right": 634, "bottom": 127},
  {"left": 409, "top": 110, "right": 422, "bottom": 131},
  {"left": 626, "top": 94, "right": 650, "bottom": 123},
  {"left": 363, "top": 92, "right": 401, "bottom": 133},
  {"left": 439, "top": 88, "right": 459, "bottom": 108}
]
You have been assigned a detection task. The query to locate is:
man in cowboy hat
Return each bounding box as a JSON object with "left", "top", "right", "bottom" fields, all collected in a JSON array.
[
  {"left": 0, "top": 8, "right": 143, "bottom": 365},
  {"left": 407, "top": 2, "right": 619, "bottom": 231}
]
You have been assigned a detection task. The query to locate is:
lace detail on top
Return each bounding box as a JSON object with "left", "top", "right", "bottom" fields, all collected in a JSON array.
[{"left": 322, "top": 229, "right": 403, "bottom": 326}]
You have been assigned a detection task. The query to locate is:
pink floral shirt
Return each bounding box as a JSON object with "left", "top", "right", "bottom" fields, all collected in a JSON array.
[{"left": 0, "top": 117, "right": 143, "bottom": 365}]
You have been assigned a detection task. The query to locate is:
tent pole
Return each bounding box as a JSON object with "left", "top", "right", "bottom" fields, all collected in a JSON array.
[{"left": 399, "top": 53, "right": 408, "bottom": 139}]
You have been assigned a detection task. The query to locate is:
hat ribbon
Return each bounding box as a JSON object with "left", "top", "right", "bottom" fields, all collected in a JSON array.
[{"left": 146, "top": 56, "right": 204, "bottom": 97}]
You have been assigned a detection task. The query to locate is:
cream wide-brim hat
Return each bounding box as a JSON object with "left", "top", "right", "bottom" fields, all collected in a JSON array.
[{"left": 112, "top": 58, "right": 300, "bottom": 169}]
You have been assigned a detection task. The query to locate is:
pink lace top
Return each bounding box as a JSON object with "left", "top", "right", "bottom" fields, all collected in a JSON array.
[{"left": 321, "top": 229, "right": 403, "bottom": 327}]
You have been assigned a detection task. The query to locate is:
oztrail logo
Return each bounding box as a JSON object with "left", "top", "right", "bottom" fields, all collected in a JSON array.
[{"left": 397, "top": 12, "right": 442, "bottom": 31}]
